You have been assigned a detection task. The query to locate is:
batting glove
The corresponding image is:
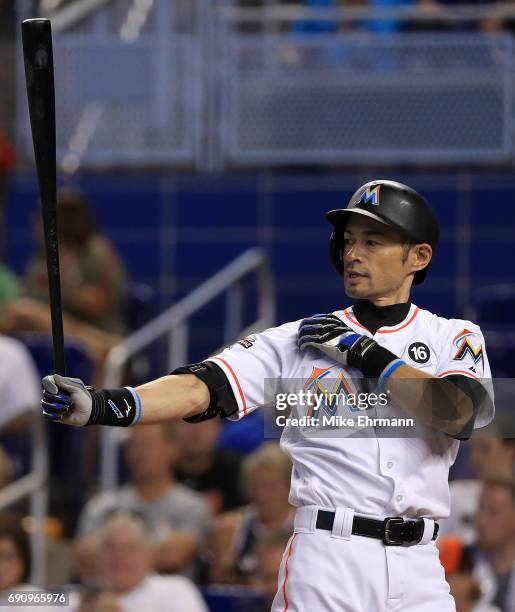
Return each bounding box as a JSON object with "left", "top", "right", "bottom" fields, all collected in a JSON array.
[
  {"left": 297, "top": 313, "right": 369, "bottom": 366},
  {"left": 42, "top": 374, "right": 92, "bottom": 426},
  {"left": 298, "top": 313, "right": 405, "bottom": 385}
]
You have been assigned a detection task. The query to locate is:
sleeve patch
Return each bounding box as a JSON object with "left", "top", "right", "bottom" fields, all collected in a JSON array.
[
  {"left": 236, "top": 335, "right": 256, "bottom": 350},
  {"left": 452, "top": 329, "right": 483, "bottom": 367}
]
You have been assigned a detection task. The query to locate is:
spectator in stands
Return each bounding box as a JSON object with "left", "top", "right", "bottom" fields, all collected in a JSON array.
[
  {"left": 0, "top": 335, "right": 39, "bottom": 434},
  {"left": 254, "top": 530, "right": 292, "bottom": 610},
  {"left": 0, "top": 334, "right": 40, "bottom": 479},
  {"left": 176, "top": 419, "right": 244, "bottom": 515},
  {"left": 0, "top": 129, "right": 15, "bottom": 262},
  {"left": 71, "top": 535, "right": 100, "bottom": 587},
  {"left": 0, "top": 521, "right": 31, "bottom": 592},
  {"left": 71, "top": 512, "right": 208, "bottom": 612},
  {"left": 440, "top": 422, "right": 515, "bottom": 545},
  {"left": 1, "top": 190, "right": 126, "bottom": 380},
  {"left": 209, "top": 442, "right": 294, "bottom": 585},
  {"left": 0, "top": 129, "right": 19, "bottom": 330},
  {"left": 0, "top": 264, "right": 18, "bottom": 325},
  {"left": 75, "top": 424, "right": 211, "bottom": 579},
  {"left": 0, "top": 1, "right": 15, "bottom": 35},
  {"left": 474, "top": 478, "right": 515, "bottom": 612},
  {"left": 0, "top": 447, "right": 14, "bottom": 490},
  {"left": 440, "top": 538, "right": 501, "bottom": 612}
]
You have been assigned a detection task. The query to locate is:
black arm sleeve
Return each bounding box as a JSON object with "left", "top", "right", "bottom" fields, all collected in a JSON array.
[
  {"left": 443, "top": 375, "right": 491, "bottom": 440},
  {"left": 170, "top": 361, "right": 239, "bottom": 423}
]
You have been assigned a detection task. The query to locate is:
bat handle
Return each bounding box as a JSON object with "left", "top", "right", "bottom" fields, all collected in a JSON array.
[{"left": 51, "top": 306, "right": 66, "bottom": 376}]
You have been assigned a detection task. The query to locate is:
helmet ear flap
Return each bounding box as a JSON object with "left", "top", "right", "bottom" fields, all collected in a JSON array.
[{"left": 329, "top": 227, "right": 346, "bottom": 276}]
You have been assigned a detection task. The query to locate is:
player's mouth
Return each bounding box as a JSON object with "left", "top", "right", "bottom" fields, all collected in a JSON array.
[{"left": 346, "top": 271, "right": 368, "bottom": 281}]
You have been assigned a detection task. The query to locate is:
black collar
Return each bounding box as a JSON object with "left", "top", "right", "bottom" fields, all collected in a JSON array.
[{"left": 353, "top": 300, "right": 412, "bottom": 335}]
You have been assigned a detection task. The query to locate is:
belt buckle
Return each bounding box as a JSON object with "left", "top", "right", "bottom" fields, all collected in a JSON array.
[{"left": 383, "top": 517, "right": 405, "bottom": 546}]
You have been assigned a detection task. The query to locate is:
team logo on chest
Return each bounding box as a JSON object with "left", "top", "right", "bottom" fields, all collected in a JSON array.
[
  {"left": 303, "top": 366, "right": 361, "bottom": 417},
  {"left": 452, "top": 329, "right": 483, "bottom": 365}
]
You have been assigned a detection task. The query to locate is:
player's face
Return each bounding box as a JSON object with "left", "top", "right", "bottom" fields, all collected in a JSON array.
[{"left": 341, "top": 215, "right": 429, "bottom": 305}]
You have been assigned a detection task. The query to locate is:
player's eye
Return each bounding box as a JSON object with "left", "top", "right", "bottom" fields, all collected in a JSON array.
[{"left": 367, "top": 240, "right": 379, "bottom": 246}]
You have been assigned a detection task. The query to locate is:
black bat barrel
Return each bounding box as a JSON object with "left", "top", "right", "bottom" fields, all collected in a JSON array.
[{"left": 22, "top": 18, "right": 66, "bottom": 375}]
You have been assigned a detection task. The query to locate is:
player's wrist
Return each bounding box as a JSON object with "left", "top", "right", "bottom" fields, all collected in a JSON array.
[
  {"left": 346, "top": 337, "right": 404, "bottom": 381},
  {"left": 87, "top": 387, "right": 142, "bottom": 427}
]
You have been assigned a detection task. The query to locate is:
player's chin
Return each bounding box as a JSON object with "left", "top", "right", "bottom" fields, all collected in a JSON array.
[{"left": 344, "top": 280, "right": 371, "bottom": 299}]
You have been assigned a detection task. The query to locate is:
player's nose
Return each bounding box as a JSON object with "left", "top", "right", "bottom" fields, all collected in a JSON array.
[{"left": 343, "top": 241, "right": 365, "bottom": 262}]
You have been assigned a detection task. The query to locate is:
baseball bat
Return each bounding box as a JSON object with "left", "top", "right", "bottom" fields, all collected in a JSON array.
[{"left": 22, "top": 18, "right": 66, "bottom": 376}]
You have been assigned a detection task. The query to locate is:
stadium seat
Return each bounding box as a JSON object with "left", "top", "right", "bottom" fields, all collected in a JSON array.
[
  {"left": 468, "top": 284, "right": 515, "bottom": 327},
  {"left": 467, "top": 284, "right": 515, "bottom": 378},
  {"left": 123, "top": 282, "right": 158, "bottom": 332}
]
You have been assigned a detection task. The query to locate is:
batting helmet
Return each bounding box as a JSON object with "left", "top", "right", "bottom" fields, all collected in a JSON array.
[{"left": 327, "top": 180, "right": 440, "bottom": 285}]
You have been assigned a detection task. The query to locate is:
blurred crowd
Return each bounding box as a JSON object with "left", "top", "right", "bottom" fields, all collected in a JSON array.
[
  {"left": 0, "top": 128, "right": 511, "bottom": 610},
  {"left": 237, "top": 0, "right": 515, "bottom": 34},
  {"left": 0, "top": 3, "right": 513, "bottom": 610}
]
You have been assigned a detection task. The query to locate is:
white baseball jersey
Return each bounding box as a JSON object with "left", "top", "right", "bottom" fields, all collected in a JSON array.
[{"left": 208, "top": 303, "right": 494, "bottom": 521}]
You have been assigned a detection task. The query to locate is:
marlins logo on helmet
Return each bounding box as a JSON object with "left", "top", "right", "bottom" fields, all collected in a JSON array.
[{"left": 360, "top": 184, "right": 381, "bottom": 206}]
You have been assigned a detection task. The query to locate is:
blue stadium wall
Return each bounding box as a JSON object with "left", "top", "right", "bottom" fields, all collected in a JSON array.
[{"left": 6, "top": 170, "right": 513, "bottom": 364}]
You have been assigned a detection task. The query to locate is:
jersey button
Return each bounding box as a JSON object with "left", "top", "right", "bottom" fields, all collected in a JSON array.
[
  {"left": 386, "top": 461, "right": 394, "bottom": 469},
  {"left": 396, "top": 494, "right": 403, "bottom": 502}
]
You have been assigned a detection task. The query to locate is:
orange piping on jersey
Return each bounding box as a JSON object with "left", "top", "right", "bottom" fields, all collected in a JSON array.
[
  {"left": 438, "top": 370, "right": 479, "bottom": 379},
  {"left": 343, "top": 306, "right": 420, "bottom": 334},
  {"left": 377, "top": 307, "right": 420, "bottom": 334},
  {"left": 210, "top": 356, "right": 247, "bottom": 417},
  {"left": 282, "top": 533, "right": 297, "bottom": 612},
  {"left": 342, "top": 309, "right": 369, "bottom": 331}
]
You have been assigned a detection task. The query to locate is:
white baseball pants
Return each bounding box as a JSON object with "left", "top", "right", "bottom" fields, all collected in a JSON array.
[{"left": 272, "top": 506, "right": 456, "bottom": 612}]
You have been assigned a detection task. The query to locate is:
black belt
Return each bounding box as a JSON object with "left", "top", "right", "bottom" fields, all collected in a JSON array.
[{"left": 316, "top": 510, "right": 439, "bottom": 546}]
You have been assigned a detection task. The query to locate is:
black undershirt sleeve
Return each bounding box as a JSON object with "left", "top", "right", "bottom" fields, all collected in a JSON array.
[{"left": 442, "top": 374, "right": 491, "bottom": 440}]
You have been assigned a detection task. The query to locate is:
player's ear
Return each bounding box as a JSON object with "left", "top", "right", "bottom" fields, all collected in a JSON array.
[{"left": 409, "top": 243, "right": 432, "bottom": 274}]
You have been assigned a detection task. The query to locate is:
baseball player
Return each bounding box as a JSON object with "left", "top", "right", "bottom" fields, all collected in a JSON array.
[{"left": 42, "top": 180, "right": 494, "bottom": 611}]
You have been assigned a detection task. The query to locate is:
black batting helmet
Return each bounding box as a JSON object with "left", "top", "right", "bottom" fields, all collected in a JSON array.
[{"left": 326, "top": 180, "right": 440, "bottom": 285}]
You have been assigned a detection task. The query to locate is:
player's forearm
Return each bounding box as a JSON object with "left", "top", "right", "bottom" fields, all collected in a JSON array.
[
  {"left": 135, "top": 374, "right": 210, "bottom": 423},
  {"left": 385, "top": 365, "right": 474, "bottom": 436}
]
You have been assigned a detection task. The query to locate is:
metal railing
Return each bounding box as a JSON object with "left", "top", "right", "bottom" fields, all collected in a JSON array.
[
  {"left": 220, "top": 2, "right": 515, "bottom": 25},
  {"left": 100, "top": 247, "right": 275, "bottom": 490},
  {"left": 0, "top": 411, "right": 48, "bottom": 586},
  {"left": 14, "top": 0, "right": 515, "bottom": 170}
]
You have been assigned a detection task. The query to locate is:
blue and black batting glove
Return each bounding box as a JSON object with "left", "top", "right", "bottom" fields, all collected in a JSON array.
[
  {"left": 297, "top": 313, "right": 362, "bottom": 355},
  {"left": 42, "top": 375, "right": 93, "bottom": 426}
]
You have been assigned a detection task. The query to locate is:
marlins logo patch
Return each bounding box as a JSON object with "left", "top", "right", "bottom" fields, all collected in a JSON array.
[
  {"left": 361, "top": 184, "right": 381, "bottom": 206},
  {"left": 303, "top": 366, "right": 359, "bottom": 417},
  {"left": 453, "top": 329, "right": 483, "bottom": 366}
]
